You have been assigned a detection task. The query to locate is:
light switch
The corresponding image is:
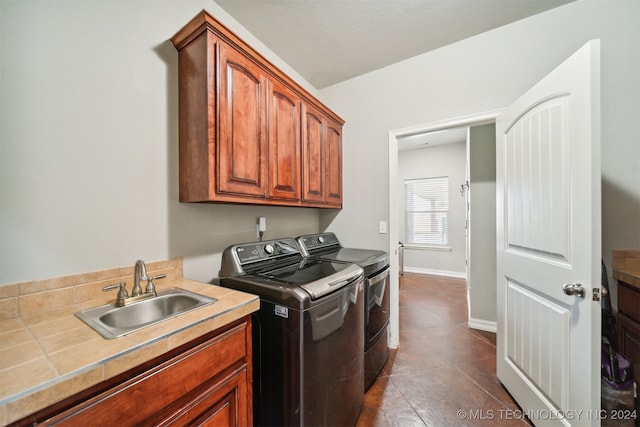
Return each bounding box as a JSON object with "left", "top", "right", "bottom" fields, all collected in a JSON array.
[{"left": 379, "top": 221, "right": 388, "bottom": 234}]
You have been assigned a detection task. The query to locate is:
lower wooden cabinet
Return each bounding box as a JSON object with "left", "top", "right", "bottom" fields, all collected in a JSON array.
[
  {"left": 617, "top": 314, "right": 640, "bottom": 386},
  {"left": 617, "top": 280, "right": 640, "bottom": 386},
  {"left": 16, "top": 317, "right": 252, "bottom": 427}
]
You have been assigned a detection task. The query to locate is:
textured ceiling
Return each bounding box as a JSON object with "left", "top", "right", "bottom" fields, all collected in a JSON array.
[{"left": 215, "top": 0, "right": 575, "bottom": 89}]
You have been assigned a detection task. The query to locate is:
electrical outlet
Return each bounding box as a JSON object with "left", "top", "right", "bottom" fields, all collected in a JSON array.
[{"left": 257, "top": 217, "right": 266, "bottom": 238}]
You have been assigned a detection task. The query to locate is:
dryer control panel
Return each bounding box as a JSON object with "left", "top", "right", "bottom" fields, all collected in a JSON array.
[
  {"left": 235, "top": 239, "right": 298, "bottom": 263},
  {"left": 297, "top": 232, "right": 341, "bottom": 254}
]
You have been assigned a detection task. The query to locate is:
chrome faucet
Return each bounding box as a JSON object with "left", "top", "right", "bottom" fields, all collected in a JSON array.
[
  {"left": 103, "top": 282, "right": 129, "bottom": 307},
  {"left": 133, "top": 259, "right": 148, "bottom": 297},
  {"left": 103, "top": 260, "right": 165, "bottom": 306}
]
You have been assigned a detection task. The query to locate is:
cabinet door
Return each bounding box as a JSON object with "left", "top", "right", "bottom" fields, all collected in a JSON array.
[
  {"left": 325, "top": 118, "right": 343, "bottom": 207},
  {"left": 617, "top": 315, "right": 640, "bottom": 386},
  {"left": 155, "top": 367, "right": 250, "bottom": 427},
  {"left": 218, "top": 42, "right": 267, "bottom": 198},
  {"left": 267, "top": 80, "right": 301, "bottom": 201},
  {"left": 301, "top": 103, "right": 325, "bottom": 203}
]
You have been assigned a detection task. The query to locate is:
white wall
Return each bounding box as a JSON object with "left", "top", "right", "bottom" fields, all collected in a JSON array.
[
  {"left": 468, "top": 124, "right": 497, "bottom": 325},
  {"left": 398, "top": 142, "right": 467, "bottom": 276},
  {"left": 319, "top": 0, "right": 640, "bottom": 295},
  {"left": 0, "top": 0, "right": 322, "bottom": 285}
]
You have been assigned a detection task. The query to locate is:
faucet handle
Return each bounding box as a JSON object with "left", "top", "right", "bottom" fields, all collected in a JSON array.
[
  {"left": 103, "top": 282, "right": 129, "bottom": 306},
  {"left": 145, "top": 274, "right": 166, "bottom": 296}
]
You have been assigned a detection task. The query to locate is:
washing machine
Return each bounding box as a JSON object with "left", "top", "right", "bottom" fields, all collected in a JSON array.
[
  {"left": 217, "top": 237, "right": 365, "bottom": 426},
  {"left": 297, "top": 232, "right": 390, "bottom": 391}
]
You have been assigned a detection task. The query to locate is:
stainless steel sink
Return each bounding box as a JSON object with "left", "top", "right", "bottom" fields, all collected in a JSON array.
[{"left": 75, "top": 288, "right": 217, "bottom": 339}]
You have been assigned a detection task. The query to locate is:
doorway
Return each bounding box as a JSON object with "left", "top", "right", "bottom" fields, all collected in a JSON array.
[
  {"left": 397, "top": 128, "right": 468, "bottom": 279},
  {"left": 387, "top": 110, "right": 501, "bottom": 349}
]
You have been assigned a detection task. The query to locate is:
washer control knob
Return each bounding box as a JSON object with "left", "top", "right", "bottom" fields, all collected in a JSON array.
[
  {"left": 318, "top": 236, "right": 325, "bottom": 244},
  {"left": 264, "top": 244, "right": 275, "bottom": 255}
]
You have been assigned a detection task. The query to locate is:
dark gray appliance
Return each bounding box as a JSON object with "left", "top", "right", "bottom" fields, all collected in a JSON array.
[
  {"left": 296, "top": 232, "right": 390, "bottom": 391},
  {"left": 217, "top": 238, "right": 365, "bottom": 427}
]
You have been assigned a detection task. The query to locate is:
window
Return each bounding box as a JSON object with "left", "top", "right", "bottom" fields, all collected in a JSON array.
[{"left": 404, "top": 177, "right": 449, "bottom": 247}]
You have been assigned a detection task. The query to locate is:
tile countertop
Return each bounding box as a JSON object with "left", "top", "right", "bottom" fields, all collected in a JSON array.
[
  {"left": 612, "top": 249, "right": 640, "bottom": 289},
  {"left": 0, "top": 259, "right": 259, "bottom": 425}
]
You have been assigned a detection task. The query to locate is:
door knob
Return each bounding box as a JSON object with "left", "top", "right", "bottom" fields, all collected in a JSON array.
[{"left": 562, "top": 283, "right": 585, "bottom": 298}]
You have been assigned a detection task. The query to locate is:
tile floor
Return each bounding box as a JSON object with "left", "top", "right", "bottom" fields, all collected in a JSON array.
[{"left": 356, "top": 273, "right": 532, "bottom": 426}]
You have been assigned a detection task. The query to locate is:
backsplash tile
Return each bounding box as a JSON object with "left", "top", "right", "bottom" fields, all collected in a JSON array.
[
  {"left": 0, "top": 298, "right": 17, "bottom": 321},
  {"left": 0, "top": 258, "right": 184, "bottom": 322},
  {"left": 18, "top": 288, "right": 75, "bottom": 317},
  {"left": 19, "top": 275, "right": 81, "bottom": 295},
  {"left": 0, "top": 284, "right": 18, "bottom": 299},
  {"left": 613, "top": 250, "right": 640, "bottom": 271},
  {"left": 74, "top": 277, "right": 127, "bottom": 306}
]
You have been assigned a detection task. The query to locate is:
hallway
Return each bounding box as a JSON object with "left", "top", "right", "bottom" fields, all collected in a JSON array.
[{"left": 356, "top": 273, "right": 531, "bottom": 426}]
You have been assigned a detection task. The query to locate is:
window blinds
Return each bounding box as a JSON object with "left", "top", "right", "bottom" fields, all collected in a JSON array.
[{"left": 404, "top": 177, "right": 449, "bottom": 246}]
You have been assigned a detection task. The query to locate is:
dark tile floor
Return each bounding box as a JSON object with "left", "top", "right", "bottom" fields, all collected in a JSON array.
[{"left": 356, "top": 273, "right": 532, "bottom": 426}]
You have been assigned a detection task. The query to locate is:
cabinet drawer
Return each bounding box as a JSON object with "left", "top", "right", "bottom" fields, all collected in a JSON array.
[
  {"left": 49, "top": 322, "right": 248, "bottom": 426},
  {"left": 618, "top": 282, "right": 640, "bottom": 323}
]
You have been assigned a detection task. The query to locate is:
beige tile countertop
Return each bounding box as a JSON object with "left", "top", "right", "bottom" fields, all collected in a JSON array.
[
  {"left": 0, "top": 258, "right": 259, "bottom": 425},
  {"left": 613, "top": 249, "right": 640, "bottom": 289}
]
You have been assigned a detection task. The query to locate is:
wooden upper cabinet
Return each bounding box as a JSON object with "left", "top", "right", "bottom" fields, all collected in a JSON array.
[
  {"left": 302, "top": 104, "right": 343, "bottom": 208},
  {"left": 268, "top": 80, "right": 301, "bottom": 201},
  {"left": 302, "top": 103, "right": 325, "bottom": 204},
  {"left": 218, "top": 43, "right": 267, "bottom": 198},
  {"left": 325, "top": 119, "right": 343, "bottom": 207},
  {"left": 171, "top": 10, "right": 343, "bottom": 208}
]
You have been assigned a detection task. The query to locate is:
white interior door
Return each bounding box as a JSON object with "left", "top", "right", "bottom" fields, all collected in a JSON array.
[{"left": 496, "top": 40, "right": 601, "bottom": 426}]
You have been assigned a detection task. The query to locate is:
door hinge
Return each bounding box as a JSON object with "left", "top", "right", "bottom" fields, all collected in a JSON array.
[{"left": 592, "top": 288, "right": 600, "bottom": 302}]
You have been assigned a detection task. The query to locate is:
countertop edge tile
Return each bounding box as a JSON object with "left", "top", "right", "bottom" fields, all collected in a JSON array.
[{"left": 6, "top": 365, "right": 105, "bottom": 424}]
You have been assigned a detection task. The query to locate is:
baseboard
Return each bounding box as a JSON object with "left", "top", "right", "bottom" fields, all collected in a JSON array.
[
  {"left": 468, "top": 318, "right": 497, "bottom": 333},
  {"left": 402, "top": 267, "right": 466, "bottom": 279}
]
